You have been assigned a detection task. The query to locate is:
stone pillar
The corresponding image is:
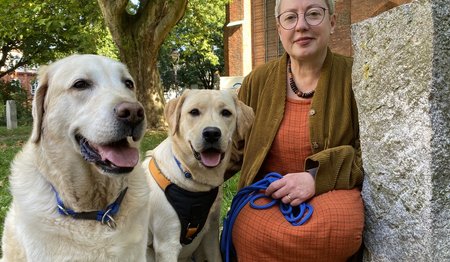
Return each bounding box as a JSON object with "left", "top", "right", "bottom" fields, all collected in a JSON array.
[
  {"left": 351, "top": 0, "right": 449, "bottom": 261},
  {"left": 6, "top": 100, "right": 18, "bottom": 129}
]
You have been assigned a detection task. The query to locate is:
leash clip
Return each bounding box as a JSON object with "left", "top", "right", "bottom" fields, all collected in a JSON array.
[
  {"left": 57, "top": 204, "right": 70, "bottom": 216},
  {"left": 101, "top": 209, "right": 117, "bottom": 229}
]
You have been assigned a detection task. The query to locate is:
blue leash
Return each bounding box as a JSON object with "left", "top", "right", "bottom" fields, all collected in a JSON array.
[{"left": 220, "top": 172, "right": 314, "bottom": 262}]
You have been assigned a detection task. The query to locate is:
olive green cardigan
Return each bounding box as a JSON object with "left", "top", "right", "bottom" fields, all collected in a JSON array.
[{"left": 237, "top": 49, "right": 364, "bottom": 195}]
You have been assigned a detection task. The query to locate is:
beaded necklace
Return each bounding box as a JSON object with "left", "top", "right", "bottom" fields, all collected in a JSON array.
[{"left": 287, "top": 57, "right": 315, "bottom": 99}]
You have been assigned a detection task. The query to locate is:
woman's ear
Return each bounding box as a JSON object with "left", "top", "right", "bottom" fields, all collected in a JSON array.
[{"left": 330, "top": 13, "right": 337, "bottom": 34}]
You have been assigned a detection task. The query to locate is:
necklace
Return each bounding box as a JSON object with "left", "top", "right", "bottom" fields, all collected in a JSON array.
[{"left": 287, "top": 58, "right": 315, "bottom": 99}]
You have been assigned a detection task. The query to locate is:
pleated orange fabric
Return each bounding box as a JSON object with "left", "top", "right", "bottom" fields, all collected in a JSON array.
[{"left": 232, "top": 98, "right": 364, "bottom": 261}]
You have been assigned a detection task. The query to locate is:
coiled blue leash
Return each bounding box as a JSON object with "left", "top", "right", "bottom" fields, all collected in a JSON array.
[{"left": 220, "top": 172, "right": 314, "bottom": 262}]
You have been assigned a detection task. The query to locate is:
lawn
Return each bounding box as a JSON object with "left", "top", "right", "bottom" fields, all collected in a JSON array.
[
  {"left": 0, "top": 126, "right": 31, "bottom": 241},
  {"left": 0, "top": 126, "right": 238, "bottom": 246}
]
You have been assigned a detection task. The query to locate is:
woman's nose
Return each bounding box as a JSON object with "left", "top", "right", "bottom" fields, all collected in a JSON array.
[{"left": 295, "top": 15, "right": 310, "bottom": 31}]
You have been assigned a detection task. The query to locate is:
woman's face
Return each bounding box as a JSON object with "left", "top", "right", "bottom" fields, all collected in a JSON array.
[{"left": 277, "top": 0, "right": 335, "bottom": 61}]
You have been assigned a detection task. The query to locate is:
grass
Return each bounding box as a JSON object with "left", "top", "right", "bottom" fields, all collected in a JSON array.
[
  {"left": 0, "top": 126, "right": 238, "bottom": 246},
  {"left": 0, "top": 126, "right": 31, "bottom": 243}
]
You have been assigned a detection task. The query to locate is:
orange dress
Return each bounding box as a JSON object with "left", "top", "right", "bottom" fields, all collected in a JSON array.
[{"left": 232, "top": 98, "right": 364, "bottom": 262}]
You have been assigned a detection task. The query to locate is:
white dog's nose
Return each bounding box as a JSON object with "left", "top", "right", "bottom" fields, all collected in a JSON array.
[
  {"left": 202, "top": 127, "right": 221, "bottom": 143},
  {"left": 114, "top": 102, "right": 145, "bottom": 127}
]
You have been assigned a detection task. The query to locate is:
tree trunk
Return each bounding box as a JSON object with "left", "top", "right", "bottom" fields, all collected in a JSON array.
[{"left": 97, "top": 0, "right": 187, "bottom": 129}]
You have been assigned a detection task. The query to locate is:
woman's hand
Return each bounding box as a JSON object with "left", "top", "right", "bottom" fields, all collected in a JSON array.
[{"left": 265, "top": 172, "right": 315, "bottom": 206}]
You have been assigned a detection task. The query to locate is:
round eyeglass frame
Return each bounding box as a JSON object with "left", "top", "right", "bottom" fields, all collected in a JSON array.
[{"left": 277, "top": 7, "right": 328, "bottom": 30}]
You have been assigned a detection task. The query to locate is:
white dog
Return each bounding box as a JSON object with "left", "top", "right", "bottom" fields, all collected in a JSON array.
[
  {"left": 143, "top": 89, "right": 254, "bottom": 261},
  {"left": 1, "top": 55, "right": 150, "bottom": 261}
]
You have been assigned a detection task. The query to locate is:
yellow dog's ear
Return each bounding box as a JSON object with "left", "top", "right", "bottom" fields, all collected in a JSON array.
[
  {"left": 233, "top": 93, "right": 254, "bottom": 140},
  {"left": 30, "top": 65, "right": 50, "bottom": 143},
  {"left": 164, "top": 89, "right": 190, "bottom": 136},
  {"left": 225, "top": 93, "right": 255, "bottom": 179}
]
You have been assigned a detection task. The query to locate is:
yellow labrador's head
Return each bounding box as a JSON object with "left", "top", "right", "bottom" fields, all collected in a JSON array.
[
  {"left": 164, "top": 89, "right": 254, "bottom": 176},
  {"left": 31, "top": 54, "right": 146, "bottom": 175}
]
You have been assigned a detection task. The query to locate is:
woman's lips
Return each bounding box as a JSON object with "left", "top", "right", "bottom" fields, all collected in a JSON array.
[{"left": 295, "top": 37, "right": 313, "bottom": 46}]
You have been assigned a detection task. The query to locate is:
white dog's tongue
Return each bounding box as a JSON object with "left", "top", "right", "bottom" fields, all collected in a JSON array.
[
  {"left": 200, "top": 152, "right": 221, "bottom": 167},
  {"left": 97, "top": 145, "right": 139, "bottom": 167}
]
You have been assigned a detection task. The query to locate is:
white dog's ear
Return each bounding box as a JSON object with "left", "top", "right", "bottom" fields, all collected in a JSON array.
[
  {"left": 164, "top": 90, "right": 189, "bottom": 136},
  {"left": 234, "top": 94, "right": 255, "bottom": 140},
  {"left": 30, "top": 65, "right": 49, "bottom": 143}
]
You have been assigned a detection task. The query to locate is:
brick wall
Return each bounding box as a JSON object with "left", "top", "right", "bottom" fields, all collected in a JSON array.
[
  {"left": 252, "top": 0, "right": 282, "bottom": 68},
  {"left": 252, "top": 0, "right": 266, "bottom": 68},
  {"left": 1, "top": 71, "right": 36, "bottom": 98},
  {"left": 329, "top": 0, "right": 352, "bottom": 56},
  {"left": 224, "top": 0, "right": 413, "bottom": 75},
  {"left": 351, "top": 0, "right": 411, "bottom": 23},
  {"left": 224, "top": 0, "right": 244, "bottom": 76},
  {"left": 224, "top": 25, "right": 244, "bottom": 76},
  {"left": 264, "top": 0, "right": 280, "bottom": 63}
]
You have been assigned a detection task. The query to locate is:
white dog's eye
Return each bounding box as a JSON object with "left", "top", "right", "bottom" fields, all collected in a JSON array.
[
  {"left": 221, "top": 109, "right": 232, "bottom": 117},
  {"left": 124, "top": 79, "right": 134, "bottom": 90},
  {"left": 189, "top": 108, "right": 200, "bottom": 116},
  {"left": 72, "top": 79, "right": 91, "bottom": 90}
]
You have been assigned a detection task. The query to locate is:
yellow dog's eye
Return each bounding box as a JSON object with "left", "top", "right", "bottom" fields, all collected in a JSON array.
[
  {"left": 124, "top": 79, "right": 134, "bottom": 90},
  {"left": 221, "top": 109, "right": 232, "bottom": 117},
  {"left": 72, "top": 79, "right": 91, "bottom": 90},
  {"left": 189, "top": 108, "right": 200, "bottom": 116}
]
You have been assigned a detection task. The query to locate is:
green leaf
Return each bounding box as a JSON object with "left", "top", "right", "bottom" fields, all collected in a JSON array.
[
  {"left": 0, "top": 0, "right": 118, "bottom": 72},
  {"left": 159, "top": 0, "right": 228, "bottom": 90}
]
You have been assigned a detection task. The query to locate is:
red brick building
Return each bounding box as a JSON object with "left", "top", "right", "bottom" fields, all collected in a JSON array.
[
  {"left": 224, "top": 0, "right": 412, "bottom": 77},
  {"left": 1, "top": 69, "right": 37, "bottom": 98}
]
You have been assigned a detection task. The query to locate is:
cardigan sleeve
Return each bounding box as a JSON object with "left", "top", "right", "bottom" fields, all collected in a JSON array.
[{"left": 305, "top": 144, "right": 363, "bottom": 195}]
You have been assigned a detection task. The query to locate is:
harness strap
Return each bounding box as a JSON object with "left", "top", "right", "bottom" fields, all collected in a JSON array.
[
  {"left": 148, "top": 158, "right": 218, "bottom": 245},
  {"left": 149, "top": 158, "right": 171, "bottom": 190}
]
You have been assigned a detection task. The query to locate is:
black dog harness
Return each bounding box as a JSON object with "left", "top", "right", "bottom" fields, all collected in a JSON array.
[{"left": 148, "top": 158, "right": 219, "bottom": 245}]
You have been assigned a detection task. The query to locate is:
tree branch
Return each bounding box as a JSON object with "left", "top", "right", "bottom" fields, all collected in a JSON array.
[
  {"left": 156, "top": 0, "right": 188, "bottom": 43},
  {"left": 136, "top": 0, "right": 187, "bottom": 47},
  {"left": 97, "top": 0, "right": 128, "bottom": 18},
  {"left": 0, "top": 58, "right": 27, "bottom": 79},
  {"left": 97, "top": 0, "right": 130, "bottom": 43},
  {"left": 0, "top": 41, "right": 18, "bottom": 70}
]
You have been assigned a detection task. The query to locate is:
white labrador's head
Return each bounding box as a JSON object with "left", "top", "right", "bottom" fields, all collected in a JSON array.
[
  {"left": 165, "top": 89, "right": 254, "bottom": 183},
  {"left": 31, "top": 54, "right": 146, "bottom": 175}
]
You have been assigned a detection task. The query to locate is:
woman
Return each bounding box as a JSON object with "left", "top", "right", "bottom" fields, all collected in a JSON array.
[{"left": 229, "top": 0, "right": 364, "bottom": 261}]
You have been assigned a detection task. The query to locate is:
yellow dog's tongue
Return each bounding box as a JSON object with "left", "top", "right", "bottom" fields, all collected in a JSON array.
[
  {"left": 200, "top": 152, "right": 221, "bottom": 167},
  {"left": 97, "top": 145, "right": 139, "bottom": 167}
]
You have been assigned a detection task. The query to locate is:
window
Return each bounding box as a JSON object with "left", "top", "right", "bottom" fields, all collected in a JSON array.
[{"left": 264, "top": 0, "right": 284, "bottom": 62}]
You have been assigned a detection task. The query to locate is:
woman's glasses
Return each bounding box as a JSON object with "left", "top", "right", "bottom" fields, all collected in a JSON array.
[{"left": 277, "top": 7, "right": 328, "bottom": 30}]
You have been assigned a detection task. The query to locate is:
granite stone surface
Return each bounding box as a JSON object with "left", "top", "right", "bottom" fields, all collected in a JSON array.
[{"left": 351, "top": 0, "right": 449, "bottom": 261}]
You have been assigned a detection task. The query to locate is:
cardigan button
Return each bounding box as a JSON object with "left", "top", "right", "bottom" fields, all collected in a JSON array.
[
  {"left": 312, "top": 142, "right": 319, "bottom": 149},
  {"left": 309, "top": 109, "right": 316, "bottom": 116}
]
